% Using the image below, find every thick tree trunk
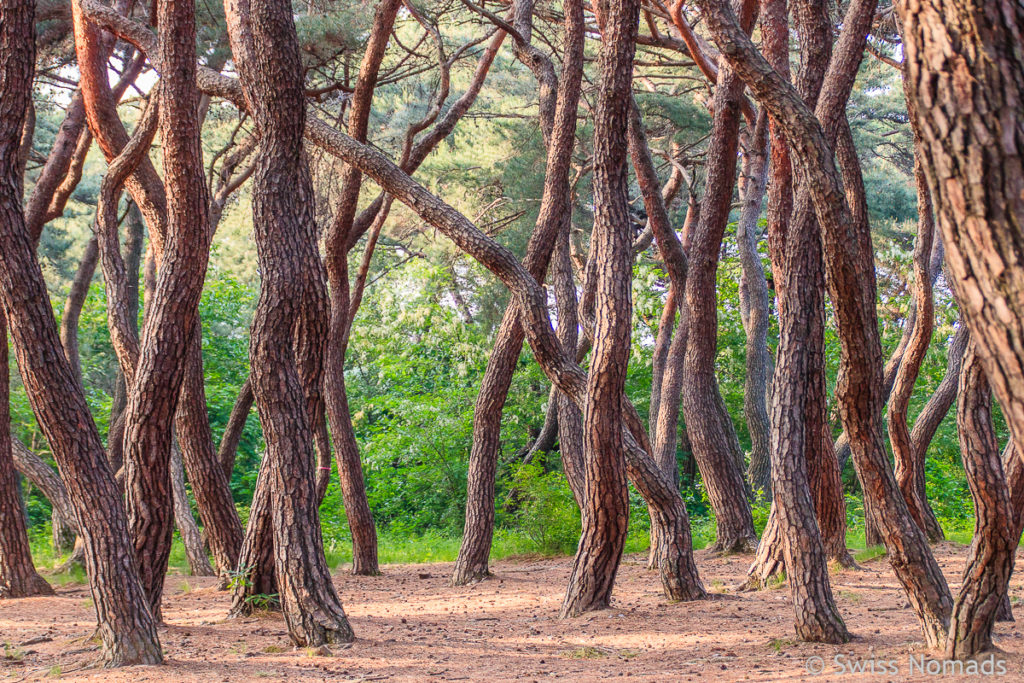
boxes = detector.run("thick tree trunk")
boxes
[559,0,638,616]
[898,0,1024,499]
[0,313,54,598]
[452,0,584,587]
[945,345,1015,658]
[682,63,757,554]
[170,442,215,577]
[224,0,354,645]
[0,0,160,661]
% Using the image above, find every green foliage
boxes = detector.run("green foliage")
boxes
[509,462,581,556]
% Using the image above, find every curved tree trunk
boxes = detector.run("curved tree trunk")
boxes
[224,0,354,644]
[0,0,161,660]
[559,0,638,616]
[697,0,956,649]
[452,0,584,587]
[0,313,54,598]
[170,442,215,577]
[945,344,1015,658]
[682,62,757,554]
[119,0,216,618]
[218,376,254,481]
[175,324,243,575]
[59,236,98,385]
[910,322,969,460]
[320,0,401,578]
[887,151,944,542]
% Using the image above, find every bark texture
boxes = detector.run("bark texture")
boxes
[224,0,354,645]
[0,0,161,661]
[945,345,1015,658]
[559,0,639,617]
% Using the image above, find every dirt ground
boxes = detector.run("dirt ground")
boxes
[2,543,1022,681]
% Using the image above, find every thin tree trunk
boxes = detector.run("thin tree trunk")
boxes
[170,442,215,577]
[887,150,943,541]
[560,0,639,616]
[218,376,254,481]
[0,0,161,660]
[944,345,1015,658]
[737,115,772,498]
[175,323,243,574]
[224,0,354,644]
[682,62,757,554]
[59,236,98,384]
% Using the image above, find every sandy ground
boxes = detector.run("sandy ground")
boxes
[2,543,1023,681]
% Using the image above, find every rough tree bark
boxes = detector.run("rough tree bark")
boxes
[452,0,584,586]
[119,0,215,618]
[898,0,1024,499]
[0,313,54,598]
[320,0,402,577]
[696,0,956,649]
[170,442,216,577]
[682,63,757,554]
[0,0,161,661]
[224,0,355,645]
[887,153,944,541]
[946,344,1015,658]
[736,114,772,498]
[559,0,639,616]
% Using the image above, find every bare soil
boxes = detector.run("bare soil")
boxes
[2,543,1022,681]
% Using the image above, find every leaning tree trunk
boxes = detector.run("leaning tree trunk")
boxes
[120,0,215,618]
[0,313,53,598]
[946,344,1015,658]
[320,0,401,578]
[11,439,79,556]
[560,0,638,616]
[696,0,956,649]
[0,0,161,661]
[170,442,215,577]
[224,0,354,645]
[681,63,757,554]
[452,0,584,586]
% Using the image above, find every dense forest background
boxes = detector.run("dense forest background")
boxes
[14,5,985,571]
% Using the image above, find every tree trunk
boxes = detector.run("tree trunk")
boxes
[559,0,638,616]
[120,0,215,618]
[910,322,969,461]
[682,63,757,554]
[737,115,773,499]
[0,313,54,598]
[170,442,215,577]
[945,344,1015,658]
[175,323,243,574]
[768,151,849,643]
[224,0,355,644]
[898,0,1024,513]
[11,439,80,552]
[320,0,401,578]
[887,150,944,542]
[0,0,161,661]
[218,376,254,481]
[59,236,98,385]
[697,0,956,649]
[452,0,584,587]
